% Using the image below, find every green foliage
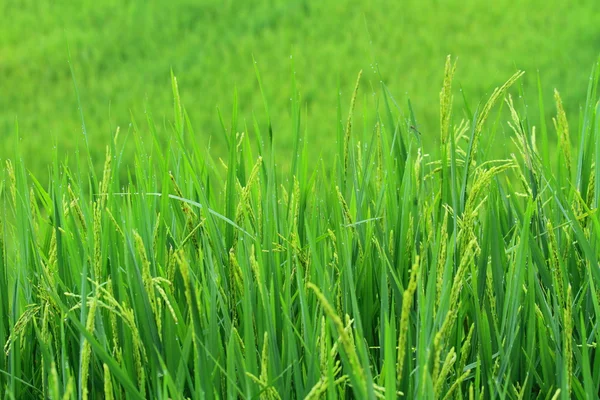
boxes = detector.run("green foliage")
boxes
[1,0,599,179]
[2,56,600,399]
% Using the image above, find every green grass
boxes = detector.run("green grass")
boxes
[2,56,600,398]
[1,0,599,179]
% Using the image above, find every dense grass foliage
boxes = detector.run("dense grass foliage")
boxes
[2,58,600,399]
[2,0,599,177]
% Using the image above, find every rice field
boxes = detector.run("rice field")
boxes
[2,0,599,180]
[2,57,600,398]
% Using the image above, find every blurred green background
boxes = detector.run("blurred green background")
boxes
[1,0,599,179]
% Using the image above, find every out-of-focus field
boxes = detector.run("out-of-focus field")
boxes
[1,0,599,176]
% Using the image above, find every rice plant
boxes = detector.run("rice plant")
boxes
[2,56,600,399]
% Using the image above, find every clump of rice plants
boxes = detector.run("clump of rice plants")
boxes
[2,56,600,399]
